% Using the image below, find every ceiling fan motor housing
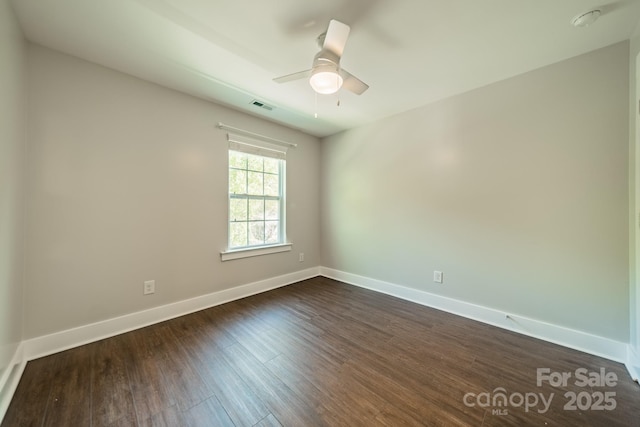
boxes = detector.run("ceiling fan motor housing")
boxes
[313,49,340,70]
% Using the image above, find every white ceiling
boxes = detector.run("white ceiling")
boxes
[12,0,640,137]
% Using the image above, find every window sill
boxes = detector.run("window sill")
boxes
[220,243,292,261]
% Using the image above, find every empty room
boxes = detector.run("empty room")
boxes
[2,0,640,425]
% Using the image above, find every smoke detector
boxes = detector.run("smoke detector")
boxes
[571,10,601,27]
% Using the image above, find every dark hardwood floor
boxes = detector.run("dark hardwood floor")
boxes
[3,277,639,426]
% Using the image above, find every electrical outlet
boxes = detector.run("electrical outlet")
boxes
[299,252,304,262]
[143,280,155,295]
[433,271,443,283]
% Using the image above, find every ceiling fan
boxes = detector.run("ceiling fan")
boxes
[273,19,369,96]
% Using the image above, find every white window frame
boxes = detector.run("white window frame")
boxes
[221,133,292,261]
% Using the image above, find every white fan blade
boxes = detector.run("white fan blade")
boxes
[339,69,369,95]
[273,69,312,83]
[323,19,350,57]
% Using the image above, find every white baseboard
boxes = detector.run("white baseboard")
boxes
[23,267,320,361]
[627,345,640,382]
[15,265,631,366]
[0,343,26,423]
[320,267,628,363]
[3,264,635,425]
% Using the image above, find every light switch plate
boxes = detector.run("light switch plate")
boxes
[433,271,443,283]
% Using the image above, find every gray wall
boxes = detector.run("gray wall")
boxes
[0,0,26,389]
[321,42,630,341]
[24,45,321,339]
[10,25,638,349]
[630,28,640,361]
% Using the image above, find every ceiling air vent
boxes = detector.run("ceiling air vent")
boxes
[250,99,274,111]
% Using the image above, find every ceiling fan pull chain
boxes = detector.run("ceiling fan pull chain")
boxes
[314,91,318,118]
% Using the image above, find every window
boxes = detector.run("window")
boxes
[228,151,284,248]
[224,133,289,258]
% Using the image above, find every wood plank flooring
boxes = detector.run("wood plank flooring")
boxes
[3,277,639,426]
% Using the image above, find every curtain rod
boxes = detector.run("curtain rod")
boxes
[217,122,297,148]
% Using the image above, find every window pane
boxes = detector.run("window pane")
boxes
[264,158,279,174]
[249,199,264,221]
[264,173,279,197]
[230,198,248,222]
[249,222,265,246]
[248,171,263,195]
[229,169,247,194]
[230,222,248,248]
[265,221,279,244]
[248,154,263,172]
[229,151,247,169]
[265,200,279,220]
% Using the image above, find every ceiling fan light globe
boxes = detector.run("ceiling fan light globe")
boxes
[309,70,343,94]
